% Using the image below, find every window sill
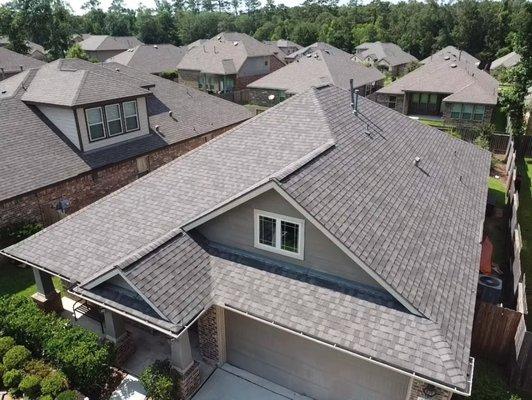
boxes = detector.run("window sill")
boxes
[254,242,304,260]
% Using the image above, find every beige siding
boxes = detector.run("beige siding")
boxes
[37,105,80,149]
[76,96,150,151]
[226,311,411,400]
[196,189,382,288]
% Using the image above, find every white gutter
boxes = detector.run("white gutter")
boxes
[222,304,474,397]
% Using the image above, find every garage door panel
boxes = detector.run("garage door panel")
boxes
[226,311,410,400]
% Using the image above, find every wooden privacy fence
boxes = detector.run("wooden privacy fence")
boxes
[517,135,532,157]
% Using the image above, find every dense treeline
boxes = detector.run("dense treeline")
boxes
[0,0,529,65]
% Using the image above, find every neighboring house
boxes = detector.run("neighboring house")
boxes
[374,55,499,126]
[177,32,285,93]
[106,44,188,76]
[354,41,418,77]
[0,58,251,229]
[187,39,207,50]
[79,35,144,61]
[71,33,92,44]
[284,41,333,63]
[0,36,47,60]
[262,41,288,63]
[2,84,490,400]
[421,45,480,67]
[490,51,522,75]
[247,44,385,106]
[264,39,302,55]
[0,47,45,80]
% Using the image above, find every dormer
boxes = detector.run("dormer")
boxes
[21,59,152,152]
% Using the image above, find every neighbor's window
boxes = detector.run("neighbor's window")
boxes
[451,103,462,119]
[123,100,139,131]
[105,104,123,136]
[86,107,105,141]
[473,105,485,121]
[254,210,304,259]
[461,104,473,120]
[388,95,397,109]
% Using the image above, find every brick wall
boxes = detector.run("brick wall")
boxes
[248,88,289,107]
[442,102,495,126]
[372,93,405,113]
[269,55,285,73]
[407,379,452,400]
[178,70,200,89]
[198,306,220,364]
[178,361,201,400]
[0,125,237,230]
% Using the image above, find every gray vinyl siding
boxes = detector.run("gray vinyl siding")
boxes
[239,56,270,77]
[37,105,81,150]
[196,189,381,288]
[226,311,411,400]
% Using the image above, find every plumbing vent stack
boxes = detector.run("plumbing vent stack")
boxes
[414,157,421,167]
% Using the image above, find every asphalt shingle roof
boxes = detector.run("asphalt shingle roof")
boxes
[5,85,489,392]
[0,47,45,75]
[490,51,521,71]
[355,42,418,67]
[177,32,278,75]
[0,58,251,202]
[79,35,144,51]
[106,44,188,75]
[421,46,480,66]
[377,56,499,105]
[248,47,384,94]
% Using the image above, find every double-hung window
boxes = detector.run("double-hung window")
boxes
[473,105,485,121]
[254,210,304,260]
[105,104,123,136]
[461,104,473,120]
[451,103,462,119]
[86,107,105,141]
[123,100,139,132]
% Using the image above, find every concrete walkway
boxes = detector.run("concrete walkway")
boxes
[110,375,146,400]
[193,364,312,400]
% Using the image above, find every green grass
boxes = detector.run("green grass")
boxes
[517,157,532,326]
[417,117,445,127]
[489,176,507,207]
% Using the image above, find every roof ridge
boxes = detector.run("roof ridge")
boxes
[71,69,89,106]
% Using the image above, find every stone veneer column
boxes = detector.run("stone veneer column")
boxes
[407,379,452,400]
[31,268,62,313]
[197,306,226,365]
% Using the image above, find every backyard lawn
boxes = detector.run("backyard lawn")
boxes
[0,260,63,297]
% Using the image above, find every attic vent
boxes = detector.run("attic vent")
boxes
[444,55,450,60]
[217,36,221,40]
[324,49,330,54]
[306,54,312,58]
[314,53,319,58]
[450,63,457,68]
[115,67,120,71]
[154,44,158,49]
[1,90,6,94]
[233,41,239,46]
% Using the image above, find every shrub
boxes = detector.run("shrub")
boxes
[140,360,180,400]
[19,374,42,399]
[3,368,23,390]
[0,336,16,358]
[0,363,5,389]
[40,395,54,400]
[41,371,68,397]
[3,345,31,370]
[24,359,55,379]
[0,296,114,394]
[56,390,79,400]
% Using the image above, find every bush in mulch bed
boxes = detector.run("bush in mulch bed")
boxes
[0,295,115,398]
[140,360,180,400]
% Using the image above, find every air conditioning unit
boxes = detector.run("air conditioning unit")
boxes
[478,274,502,304]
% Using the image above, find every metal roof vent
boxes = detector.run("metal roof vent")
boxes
[268,94,275,101]
[1,90,6,94]
[444,55,450,60]
[450,63,457,68]
[154,44,158,49]
[233,41,239,46]
[217,35,221,40]
[306,54,312,58]
[115,67,120,71]
[314,53,319,58]
[414,157,421,166]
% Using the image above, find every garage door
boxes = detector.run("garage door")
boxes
[225,311,410,400]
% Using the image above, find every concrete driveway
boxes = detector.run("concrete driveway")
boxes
[193,364,312,400]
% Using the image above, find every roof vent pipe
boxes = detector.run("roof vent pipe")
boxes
[414,157,421,166]
[349,79,359,114]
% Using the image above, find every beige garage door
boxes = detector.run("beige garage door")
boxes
[225,311,410,400]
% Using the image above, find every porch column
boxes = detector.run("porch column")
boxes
[198,305,225,365]
[170,331,194,373]
[103,309,127,343]
[31,268,62,313]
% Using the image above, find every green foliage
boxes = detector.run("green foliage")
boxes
[139,360,180,400]
[41,371,68,397]
[19,374,42,399]
[3,369,23,391]
[0,296,114,395]
[0,336,16,359]
[3,345,31,370]
[473,123,495,150]
[0,223,42,243]
[0,363,5,388]
[40,395,54,400]
[56,390,78,400]
[159,70,179,80]
[24,359,55,379]
[66,44,90,60]
[463,359,524,400]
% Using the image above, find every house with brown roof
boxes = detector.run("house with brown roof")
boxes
[247,43,385,106]
[490,51,522,75]
[354,41,418,77]
[177,32,285,96]
[421,45,480,67]
[106,44,188,76]
[0,37,47,61]
[79,35,144,61]
[0,58,251,229]
[1,84,490,400]
[373,54,499,126]
[264,39,302,55]
[0,47,46,80]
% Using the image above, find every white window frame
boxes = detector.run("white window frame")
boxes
[254,209,305,260]
[104,103,124,136]
[123,100,140,132]
[85,106,106,141]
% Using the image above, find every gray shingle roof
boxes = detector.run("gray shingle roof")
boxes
[79,35,144,51]
[0,37,46,57]
[106,44,188,75]
[421,46,479,66]
[490,51,521,71]
[4,85,489,392]
[355,42,418,67]
[248,47,384,94]
[177,32,277,75]
[377,56,499,105]
[0,59,251,202]
[284,42,340,61]
[0,47,45,75]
